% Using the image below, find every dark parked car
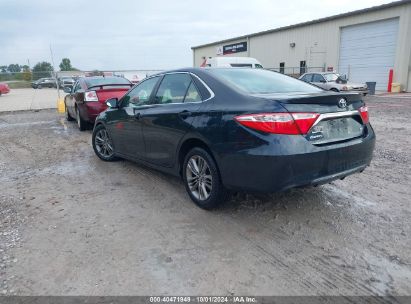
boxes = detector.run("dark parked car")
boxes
[31,78,56,89]
[58,76,75,89]
[92,68,375,209]
[64,76,133,130]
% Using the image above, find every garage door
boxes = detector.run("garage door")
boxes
[338,18,399,91]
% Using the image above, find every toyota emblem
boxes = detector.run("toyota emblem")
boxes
[338,98,347,108]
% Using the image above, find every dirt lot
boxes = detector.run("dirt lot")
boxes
[0,95,410,296]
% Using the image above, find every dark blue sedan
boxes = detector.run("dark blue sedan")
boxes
[92,68,375,209]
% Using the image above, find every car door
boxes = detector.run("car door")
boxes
[141,73,203,167]
[312,73,327,89]
[65,81,78,117]
[106,76,161,159]
[66,81,84,117]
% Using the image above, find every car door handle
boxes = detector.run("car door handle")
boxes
[179,110,192,119]
[132,108,141,119]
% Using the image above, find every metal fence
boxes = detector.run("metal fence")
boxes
[0,67,326,87]
[0,70,165,89]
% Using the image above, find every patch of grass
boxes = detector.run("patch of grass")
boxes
[6,81,32,89]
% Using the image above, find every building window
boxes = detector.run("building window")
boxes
[300,61,306,75]
[279,62,285,74]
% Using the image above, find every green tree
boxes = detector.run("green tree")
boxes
[21,65,30,72]
[59,58,75,71]
[7,64,21,73]
[0,66,7,73]
[32,61,54,80]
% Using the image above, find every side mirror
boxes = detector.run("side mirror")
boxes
[63,86,72,94]
[106,97,119,108]
[320,79,326,83]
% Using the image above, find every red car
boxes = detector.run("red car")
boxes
[64,76,132,130]
[0,83,10,96]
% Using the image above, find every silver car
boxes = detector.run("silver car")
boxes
[299,72,368,95]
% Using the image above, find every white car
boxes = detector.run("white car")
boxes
[299,72,368,95]
[202,57,263,68]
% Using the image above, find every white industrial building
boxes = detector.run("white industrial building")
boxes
[192,0,411,92]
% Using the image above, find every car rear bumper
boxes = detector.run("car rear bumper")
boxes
[347,89,368,95]
[217,125,376,192]
[80,102,108,123]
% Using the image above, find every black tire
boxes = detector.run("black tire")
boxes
[183,147,227,210]
[0,92,2,97]
[38,85,42,89]
[92,124,118,161]
[75,107,88,131]
[65,103,74,121]
[330,88,339,92]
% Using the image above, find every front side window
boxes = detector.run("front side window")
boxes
[121,76,160,107]
[154,74,192,104]
[312,74,325,83]
[209,68,322,94]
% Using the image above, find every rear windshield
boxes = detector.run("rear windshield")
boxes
[85,77,130,88]
[209,68,322,94]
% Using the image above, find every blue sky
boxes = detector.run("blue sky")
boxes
[0,0,393,70]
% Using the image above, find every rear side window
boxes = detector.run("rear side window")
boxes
[209,68,322,94]
[184,82,201,103]
[230,64,252,68]
[154,74,192,104]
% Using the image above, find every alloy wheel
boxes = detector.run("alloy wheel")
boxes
[94,129,114,158]
[186,155,212,201]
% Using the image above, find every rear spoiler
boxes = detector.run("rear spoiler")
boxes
[88,83,133,90]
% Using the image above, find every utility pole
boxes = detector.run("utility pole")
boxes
[49,44,60,98]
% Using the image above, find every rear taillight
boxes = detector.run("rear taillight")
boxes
[359,106,369,124]
[85,90,98,102]
[234,112,319,135]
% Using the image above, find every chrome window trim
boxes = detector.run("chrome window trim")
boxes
[189,73,215,102]
[142,71,215,104]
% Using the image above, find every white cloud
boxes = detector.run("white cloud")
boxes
[0,0,394,70]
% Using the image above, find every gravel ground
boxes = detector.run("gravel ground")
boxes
[0,95,410,296]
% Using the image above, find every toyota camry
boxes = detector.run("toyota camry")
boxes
[92,68,375,209]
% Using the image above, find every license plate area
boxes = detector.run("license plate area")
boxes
[306,116,364,145]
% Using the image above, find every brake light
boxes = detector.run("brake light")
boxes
[234,112,319,135]
[359,106,369,124]
[85,90,98,102]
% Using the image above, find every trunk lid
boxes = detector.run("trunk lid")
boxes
[94,87,130,104]
[255,91,366,145]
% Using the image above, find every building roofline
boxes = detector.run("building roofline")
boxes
[191,0,411,50]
